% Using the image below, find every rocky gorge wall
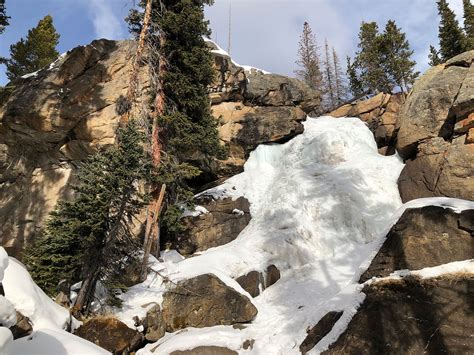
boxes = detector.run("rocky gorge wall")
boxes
[0,39,319,257]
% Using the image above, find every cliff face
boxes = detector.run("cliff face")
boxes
[0,39,319,257]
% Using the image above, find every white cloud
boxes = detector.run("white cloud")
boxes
[85,0,126,40]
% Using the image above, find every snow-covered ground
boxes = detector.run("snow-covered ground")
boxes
[0,250,107,354]
[120,116,408,354]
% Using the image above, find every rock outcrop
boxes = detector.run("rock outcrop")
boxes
[360,206,473,282]
[300,311,343,355]
[168,196,251,256]
[324,275,474,354]
[162,273,257,332]
[396,51,474,202]
[329,92,404,155]
[74,316,144,354]
[0,39,318,258]
[314,205,474,354]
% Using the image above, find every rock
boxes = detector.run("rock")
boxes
[458,209,474,235]
[452,64,474,118]
[396,51,474,201]
[300,311,343,354]
[244,71,319,109]
[397,65,468,157]
[360,206,473,282]
[454,112,474,134]
[10,311,32,340]
[466,128,474,143]
[324,276,474,354]
[142,305,165,342]
[348,93,391,116]
[328,104,352,117]
[235,265,281,298]
[265,265,281,288]
[74,316,144,354]
[235,271,262,298]
[170,346,238,355]
[397,136,474,201]
[162,274,257,332]
[215,104,306,175]
[445,50,474,67]
[169,196,251,256]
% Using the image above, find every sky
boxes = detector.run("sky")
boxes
[0,0,466,85]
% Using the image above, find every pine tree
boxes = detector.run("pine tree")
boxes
[463,0,474,50]
[428,45,442,66]
[295,22,323,93]
[355,22,390,93]
[332,47,347,106]
[25,122,154,314]
[436,0,466,61]
[0,0,9,35]
[5,15,60,81]
[381,20,419,92]
[323,39,336,109]
[126,1,226,250]
[346,56,364,98]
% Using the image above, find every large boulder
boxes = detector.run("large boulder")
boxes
[74,316,144,354]
[168,196,251,256]
[162,274,257,332]
[0,39,319,258]
[360,206,473,283]
[324,276,474,354]
[396,51,474,201]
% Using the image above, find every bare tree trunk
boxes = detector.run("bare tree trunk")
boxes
[120,0,153,126]
[141,9,168,280]
[72,268,100,318]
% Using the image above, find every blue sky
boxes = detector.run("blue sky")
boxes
[0,0,466,85]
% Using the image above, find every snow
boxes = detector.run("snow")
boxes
[182,205,209,218]
[204,37,271,74]
[0,297,16,328]
[232,209,245,216]
[3,258,79,331]
[19,52,67,79]
[3,328,109,355]
[120,117,407,354]
[0,327,13,351]
[370,260,474,283]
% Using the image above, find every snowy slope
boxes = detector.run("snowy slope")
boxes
[118,117,406,354]
[0,248,108,355]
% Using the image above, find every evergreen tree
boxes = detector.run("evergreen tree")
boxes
[25,122,154,313]
[0,0,8,35]
[295,21,323,93]
[463,0,474,50]
[436,0,466,61]
[381,20,419,92]
[332,47,347,106]
[355,22,390,93]
[323,39,336,109]
[346,56,364,98]
[5,15,60,81]
[126,1,226,241]
[428,45,442,65]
